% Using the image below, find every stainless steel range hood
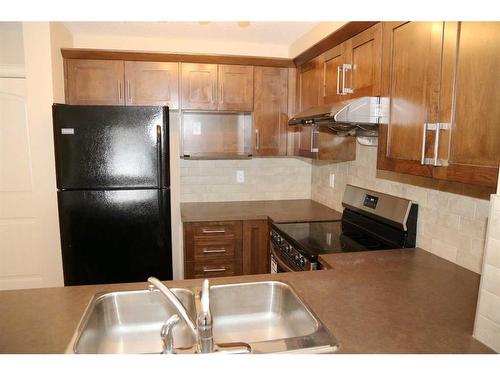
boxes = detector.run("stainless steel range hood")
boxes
[288,97,389,138]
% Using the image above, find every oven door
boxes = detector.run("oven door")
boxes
[270,243,299,273]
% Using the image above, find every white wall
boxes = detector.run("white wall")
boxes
[0,22,73,290]
[289,22,346,58]
[71,33,290,58]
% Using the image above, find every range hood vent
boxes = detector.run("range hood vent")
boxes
[288,96,389,139]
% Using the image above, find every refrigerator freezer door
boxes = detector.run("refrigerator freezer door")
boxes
[53,104,169,189]
[58,189,172,286]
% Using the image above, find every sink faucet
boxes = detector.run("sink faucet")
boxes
[147,277,214,354]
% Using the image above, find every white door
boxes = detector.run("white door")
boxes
[0,77,44,289]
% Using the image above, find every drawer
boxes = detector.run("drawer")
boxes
[193,238,235,260]
[184,259,242,279]
[192,221,239,238]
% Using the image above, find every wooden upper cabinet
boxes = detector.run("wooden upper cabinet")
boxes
[346,22,382,98]
[297,59,320,158]
[432,22,500,187]
[65,59,125,105]
[320,43,346,104]
[124,61,179,108]
[253,67,288,156]
[320,23,382,104]
[377,22,444,178]
[181,63,218,110]
[218,65,254,111]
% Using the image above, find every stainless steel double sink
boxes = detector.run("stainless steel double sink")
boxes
[67,281,339,354]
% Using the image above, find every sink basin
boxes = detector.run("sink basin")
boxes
[72,288,196,354]
[68,281,338,354]
[211,281,338,353]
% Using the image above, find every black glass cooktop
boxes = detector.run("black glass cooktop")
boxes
[273,220,395,259]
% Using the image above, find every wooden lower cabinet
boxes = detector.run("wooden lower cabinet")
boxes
[183,220,270,279]
[242,220,270,275]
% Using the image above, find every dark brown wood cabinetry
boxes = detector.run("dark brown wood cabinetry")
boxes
[432,22,500,187]
[181,63,218,110]
[377,21,442,178]
[124,61,179,108]
[253,67,288,156]
[218,64,254,111]
[295,56,356,161]
[242,220,270,275]
[184,220,270,279]
[65,59,125,105]
[377,21,500,188]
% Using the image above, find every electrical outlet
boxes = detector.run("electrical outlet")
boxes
[329,173,335,188]
[236,170,245,183]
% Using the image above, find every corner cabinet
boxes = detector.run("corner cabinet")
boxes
[377,21,500,188]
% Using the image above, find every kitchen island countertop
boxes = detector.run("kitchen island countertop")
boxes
[0,248,493,354]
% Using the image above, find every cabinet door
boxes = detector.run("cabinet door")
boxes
[218,65,254,111]
[377,22,444,177]
[345,22,382,98]
[297,59,320,158]
[242,220,269,275]
[181,63,218,110]
[124,61,179,108]
[253,67,288,156]
[65,59,124,105]
[320,44,346,104]
[432,22,500,188]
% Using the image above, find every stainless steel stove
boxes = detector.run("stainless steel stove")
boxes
[270,185,418,272]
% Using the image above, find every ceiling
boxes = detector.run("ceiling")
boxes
[63,21,319,46]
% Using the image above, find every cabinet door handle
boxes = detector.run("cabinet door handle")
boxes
[255,129,260,151]
[117,80,122,101]
[336,66,342,95]
[203,248,226,254]
[127,79,131,102]
[421,122,449,166]
[421,122,429,165]
[342,64,353,94]
[201,228,226,234]
[203,267,227,273]
[212,83,216,103]
[311,127,319,153]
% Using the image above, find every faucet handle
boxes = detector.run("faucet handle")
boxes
[161,314,180,354]
[201,279,210,314]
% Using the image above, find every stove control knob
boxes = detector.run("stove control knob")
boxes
[299,257,306,267]
[294,255,300,263]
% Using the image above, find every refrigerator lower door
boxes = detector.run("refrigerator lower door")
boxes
[58,189,172,286]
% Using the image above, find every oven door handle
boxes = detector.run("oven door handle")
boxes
[270,245,297,272]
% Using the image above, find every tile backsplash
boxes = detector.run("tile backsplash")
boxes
[311,143,490,273]
[180,157,312,202]
[474,194,500,352]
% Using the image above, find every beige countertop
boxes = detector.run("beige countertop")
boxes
[0,248,493,354]
[181,199,343,223]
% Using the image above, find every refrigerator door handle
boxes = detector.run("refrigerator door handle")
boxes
[157,125,162,187]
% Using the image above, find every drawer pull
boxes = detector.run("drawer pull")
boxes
[201,229,226,234]
[203,267,227,273]
[202,248,226,254]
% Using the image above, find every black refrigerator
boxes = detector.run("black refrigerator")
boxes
[52,104,172,286]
